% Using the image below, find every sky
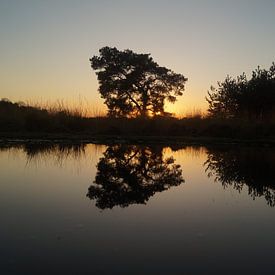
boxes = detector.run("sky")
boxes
[1,0,275,116]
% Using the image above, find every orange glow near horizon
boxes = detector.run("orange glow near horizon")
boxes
[1,1,275,117]
[4,91,208,118]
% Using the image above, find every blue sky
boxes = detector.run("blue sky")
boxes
[1,0,275,114]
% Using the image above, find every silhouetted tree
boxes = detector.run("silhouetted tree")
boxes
[206,63,275,119]
[205,146,275,206]
[90,47,187,117]
[87,145,184,209]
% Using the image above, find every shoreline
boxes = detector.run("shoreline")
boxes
[1,132,275,146]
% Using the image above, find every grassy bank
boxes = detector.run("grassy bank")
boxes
[1,99,275,143]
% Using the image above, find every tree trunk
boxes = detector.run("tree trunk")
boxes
[141,91,149,118]
[141,107,147,118]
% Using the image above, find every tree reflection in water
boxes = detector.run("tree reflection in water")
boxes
[87,145,184,209]
[205,146,275,206]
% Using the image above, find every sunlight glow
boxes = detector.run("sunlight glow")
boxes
[1,1,275,116]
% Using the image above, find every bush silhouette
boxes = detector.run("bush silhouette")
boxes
[207,63,275,120]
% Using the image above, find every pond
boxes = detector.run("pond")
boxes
[0,143,275,274]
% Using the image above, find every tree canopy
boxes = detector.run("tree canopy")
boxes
[206,63,275,119]
[90,47,187,117]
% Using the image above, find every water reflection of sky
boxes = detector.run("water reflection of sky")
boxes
[0,144,274,274]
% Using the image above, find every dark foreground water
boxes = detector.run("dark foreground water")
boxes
[0,143,275,274]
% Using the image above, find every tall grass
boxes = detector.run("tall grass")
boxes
[177,108,206,119]
[0,98,92,133]
[1,98,275,140]
[24,97,106,118]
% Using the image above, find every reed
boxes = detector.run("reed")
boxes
[1,98,275,140]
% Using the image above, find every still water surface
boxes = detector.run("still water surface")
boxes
[0,143,275,274]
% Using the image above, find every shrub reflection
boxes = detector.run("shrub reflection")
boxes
[205,146,275,206]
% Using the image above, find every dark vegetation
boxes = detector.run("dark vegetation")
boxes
[90,46,187,117]
[1,44,275,141]
[2,97,275,140]
[0,98,89,133]
[207,63,275,120]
